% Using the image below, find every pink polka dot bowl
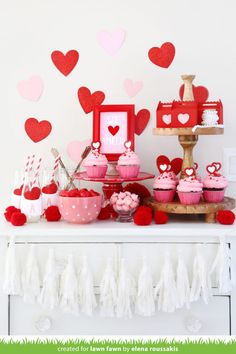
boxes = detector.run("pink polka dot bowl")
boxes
[59,195,102,224]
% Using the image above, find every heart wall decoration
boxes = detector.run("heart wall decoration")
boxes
[135,109,150,135]
[179,84,209,102]
[78,87,105,114]
[148,42,175,68]
[17,76,44,101]
[25,118,52,143]
[124,79,143,98]
[51,50,79,76]
[67,139,91,163]
[97,29,126,55]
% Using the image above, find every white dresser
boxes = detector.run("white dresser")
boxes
[0,220,235,336]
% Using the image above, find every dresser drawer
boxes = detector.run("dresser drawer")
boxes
[10,295,229,335]
[15,243,118,286]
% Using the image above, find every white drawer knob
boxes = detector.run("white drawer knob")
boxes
[35,316,52,332]
[185,316,202,333]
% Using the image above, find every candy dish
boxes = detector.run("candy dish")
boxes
[110,191,139,222]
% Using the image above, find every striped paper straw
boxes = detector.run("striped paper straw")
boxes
[29,154,35,173]
[32,157,42,187]
[51,155,60,182]
[22,155,31,184]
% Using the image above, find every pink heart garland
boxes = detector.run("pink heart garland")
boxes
[97,29,126,55]
[124,79,143,98]
[17,76,44,101]
[67,139,91,163]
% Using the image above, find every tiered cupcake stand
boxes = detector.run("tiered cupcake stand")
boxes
[145,125,235,223]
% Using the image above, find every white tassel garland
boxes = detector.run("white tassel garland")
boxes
[116,258,136,319]
[3,237,22,296]
[100,258,117,317]
[210,237,235,294]
[59,254,79,315]
[22,244,41,304]
[176,251,190,309]
[190,244,212,304]
[155,251,179,313]
[135,257,155,317]
[38,248,59,310]
[78,256,97,316]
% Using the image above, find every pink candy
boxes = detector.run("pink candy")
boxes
[110,191,139,212]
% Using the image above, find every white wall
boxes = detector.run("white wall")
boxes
[1,0,236,206]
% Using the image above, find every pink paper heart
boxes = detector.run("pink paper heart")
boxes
[124,79,143,98]
[97,29,126,55]
[67,139,91,163]
[17,76,44,101]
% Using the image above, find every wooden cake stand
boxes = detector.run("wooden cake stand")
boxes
[144,75,235,223]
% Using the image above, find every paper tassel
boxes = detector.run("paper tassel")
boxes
[100,258,117,317]
[135,257,155,317]
[155,251,178,313]
[78,256,97,316]
[210,237,235,294]
[176,251,190,309]
[38,248,59,310]
[190,244,212,304]
[59,254,79,315]
[3,236,22,295]
[116,258,136,319]
[22,244,41,304]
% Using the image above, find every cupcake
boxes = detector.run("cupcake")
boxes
[83,143,108,178]
[117,141,140,178]
[153,168,178,202]
[203,162,228,202]
[177,167,203,205]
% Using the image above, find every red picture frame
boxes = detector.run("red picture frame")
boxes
[93,104,135,162]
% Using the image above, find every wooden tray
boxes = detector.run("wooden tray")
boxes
[144,196,235,223]
[153,127,224,136]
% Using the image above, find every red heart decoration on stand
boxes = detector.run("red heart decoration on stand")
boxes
[184,168,195,177]
[206,164,216,174]
[108,125,119,136]
[51,50,79,76]
[78,87,105,114]
[156,155,183,175]
[135,109,150,135]
[25,118,52,143]
[179,84,209,103]
[148,42,175,68]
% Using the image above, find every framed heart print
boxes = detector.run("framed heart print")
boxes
[93,104,135,161]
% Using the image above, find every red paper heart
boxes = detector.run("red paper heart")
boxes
[14,185,23,196]
[108,125,119,136]
[148,42,175,68]
[156,155,170,170]
[25,118,52,143]
[206,164,216,174]
[24,187,41,200]
[184,168,195,177]
[156,155,182,175]
[179,84,209,103]
[135,109,150,135]
[42,182,58,194]
[51,50,79,76]
[78,87,105,114]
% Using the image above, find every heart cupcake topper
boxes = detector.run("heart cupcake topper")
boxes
[124,141,132,150]
[206,164,216,174]
[159,163,171,172]
[194,162,198,170]
[184,167,195,177]
[156,155,183,175]
[92,141,101,150]
[213,162,222,171]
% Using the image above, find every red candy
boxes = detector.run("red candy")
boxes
[60,188,100,198]
[42,182,58,194]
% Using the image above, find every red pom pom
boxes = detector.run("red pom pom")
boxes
[11,212,27,226]
[124,183,151,204]
[217,210,235,225]
[98,205,117,220]
[4,206,20,222]
[45,206,61,222]
[154,210,169,224]
[133,206,152,226]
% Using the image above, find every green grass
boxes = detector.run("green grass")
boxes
[0,338,236,353]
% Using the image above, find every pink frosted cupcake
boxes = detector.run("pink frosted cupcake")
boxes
[203,162,228,202]
[177,167,203,205]
[83,144,108,178]
[117,141,140,178]
[153,170,178,202]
